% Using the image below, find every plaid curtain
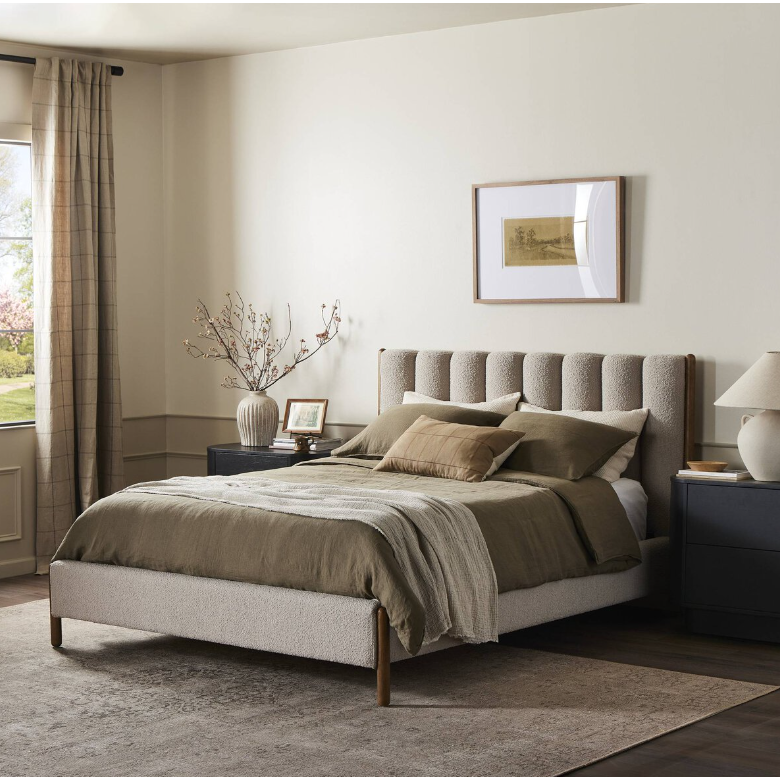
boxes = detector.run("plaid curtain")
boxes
[32,59,124,573]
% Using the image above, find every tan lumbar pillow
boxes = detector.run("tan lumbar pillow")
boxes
[373,415,524,483]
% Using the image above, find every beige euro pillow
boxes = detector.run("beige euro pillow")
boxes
[374,415,524,483]
[518,403,649,482]
[403,391,521,415]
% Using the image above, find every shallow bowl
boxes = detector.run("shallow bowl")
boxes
[687,461,728,472]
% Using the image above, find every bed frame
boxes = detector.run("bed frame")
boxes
[49,350,696,707]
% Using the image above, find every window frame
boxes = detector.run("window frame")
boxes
[0,123,34,428]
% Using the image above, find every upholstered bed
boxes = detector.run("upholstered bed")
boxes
[49,349,695,706]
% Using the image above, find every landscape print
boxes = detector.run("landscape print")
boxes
[503,216,578,267]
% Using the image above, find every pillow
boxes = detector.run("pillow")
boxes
[403,391,521,415]
[518,403,649,482]
[499,411,636,480]
[331,404,506,458]
[373,415,524,483]
[612,478,648,541]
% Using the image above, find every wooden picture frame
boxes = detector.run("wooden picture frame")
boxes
[282,398,329,436]
[472,176,625,304]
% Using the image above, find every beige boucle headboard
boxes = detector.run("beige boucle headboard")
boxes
[377,349,695,537]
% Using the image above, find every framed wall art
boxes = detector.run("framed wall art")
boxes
[472,176,625,303]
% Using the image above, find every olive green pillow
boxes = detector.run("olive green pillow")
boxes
[499,411,637,480]
[332,404,506,458]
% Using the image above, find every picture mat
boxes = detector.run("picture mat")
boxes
[477,180,618,301]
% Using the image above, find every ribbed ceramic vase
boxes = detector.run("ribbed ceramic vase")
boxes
[236,391,278,446]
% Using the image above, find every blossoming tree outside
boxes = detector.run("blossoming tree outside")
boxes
[0,143,35,424]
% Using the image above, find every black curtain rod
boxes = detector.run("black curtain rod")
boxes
[0,53,124,76]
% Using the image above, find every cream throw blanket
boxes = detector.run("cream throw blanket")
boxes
[124,476,498,646]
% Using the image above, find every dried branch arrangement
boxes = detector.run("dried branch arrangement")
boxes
[184,292,340,391]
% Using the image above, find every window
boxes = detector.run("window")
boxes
[0,139,34,425]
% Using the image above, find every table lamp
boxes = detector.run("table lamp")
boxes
[714,352,780,481]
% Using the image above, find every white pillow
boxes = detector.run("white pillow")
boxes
[486,439,523,478]
[518,403,649,482]
[402,391,521,416]
[612,478,648,541]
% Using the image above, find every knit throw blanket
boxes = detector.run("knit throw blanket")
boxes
[123,476,498,646]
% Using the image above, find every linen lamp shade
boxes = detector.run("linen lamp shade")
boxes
[715,352,780,409]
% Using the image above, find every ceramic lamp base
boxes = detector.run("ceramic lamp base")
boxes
[738,409,780,482]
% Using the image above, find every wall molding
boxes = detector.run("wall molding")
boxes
[122,415,738,474]
[168,451,207,460]
[123,451,167,462]
[0,466,22,543]
[122,414,366,473]
[125,413,365,428]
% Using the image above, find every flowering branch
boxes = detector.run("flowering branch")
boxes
[0,288,33,350]
[183,293,340,391]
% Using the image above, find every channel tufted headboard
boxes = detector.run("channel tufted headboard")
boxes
[377,349,695,537]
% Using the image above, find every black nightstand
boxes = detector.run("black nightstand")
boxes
[207,443,331,476]
[672,476,780,643]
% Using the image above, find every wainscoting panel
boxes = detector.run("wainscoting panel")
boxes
[0,467,22,543]
[0,425,37,578]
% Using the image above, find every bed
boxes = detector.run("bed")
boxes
[49,349,695,706]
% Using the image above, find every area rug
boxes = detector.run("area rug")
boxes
[0,600,774,777]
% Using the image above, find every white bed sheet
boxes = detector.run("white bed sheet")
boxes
[612,478,648,540]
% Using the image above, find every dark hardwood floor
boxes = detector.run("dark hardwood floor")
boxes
[501,606,780,776]
[2,574,780,775]
[0,572,48,607]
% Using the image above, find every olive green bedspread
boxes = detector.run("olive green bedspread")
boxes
[53,458,640,654]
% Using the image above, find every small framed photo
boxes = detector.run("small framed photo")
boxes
[473,176,625,303]
[282,398,329,436]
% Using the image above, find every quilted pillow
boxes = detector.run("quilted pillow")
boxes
[373,415,524,483]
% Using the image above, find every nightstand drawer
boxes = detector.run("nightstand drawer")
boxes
[207,443,330,477]
[213,452,292,475]
[687,484,780,551]
[685,544,780,615]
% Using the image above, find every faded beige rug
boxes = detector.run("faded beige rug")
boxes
[0,600,774,777]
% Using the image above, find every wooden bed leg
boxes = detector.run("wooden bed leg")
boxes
[50,615,62,647]
[376,606,390,707]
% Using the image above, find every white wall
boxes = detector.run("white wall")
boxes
[1,4,775,571]
[161,4,780,455]
[0,44,165,574]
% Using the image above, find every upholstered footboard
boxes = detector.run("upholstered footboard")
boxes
[49,561,382,666]
[49,537,667,706]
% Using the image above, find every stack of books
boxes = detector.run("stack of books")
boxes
[270,437,343,453]
[677,468,752,481]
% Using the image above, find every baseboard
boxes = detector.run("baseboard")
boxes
[0,556,36,579]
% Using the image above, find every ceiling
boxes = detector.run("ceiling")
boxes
[0,3,624,65]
